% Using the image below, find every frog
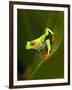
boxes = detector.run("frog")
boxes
[25,28,55,57]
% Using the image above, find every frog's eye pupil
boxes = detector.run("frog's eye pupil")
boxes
[31,41,35,46]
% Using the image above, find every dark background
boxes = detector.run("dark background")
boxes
[17,9,64,80]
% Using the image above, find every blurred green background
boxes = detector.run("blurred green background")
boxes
[17,9,64,80]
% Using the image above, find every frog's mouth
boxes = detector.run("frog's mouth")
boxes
[26,45,30,49]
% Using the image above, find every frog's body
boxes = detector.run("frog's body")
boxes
[26,28,55,56]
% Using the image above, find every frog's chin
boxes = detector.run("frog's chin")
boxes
[26,45,33,49]
[26,46,30,49]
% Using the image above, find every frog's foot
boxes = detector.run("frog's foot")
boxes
[52,32,56,42]
[44,49,51,60]
[39,51,48,65]
[43,51,48,60]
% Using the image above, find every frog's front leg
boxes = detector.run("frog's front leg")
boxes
[45,39,51,55]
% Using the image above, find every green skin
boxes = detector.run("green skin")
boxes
[26,28,54,55]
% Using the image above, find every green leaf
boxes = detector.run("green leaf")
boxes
[17,9,64,80]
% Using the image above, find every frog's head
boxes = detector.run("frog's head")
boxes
[26,41,35,49]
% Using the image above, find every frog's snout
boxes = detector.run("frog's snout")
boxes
[26,41,30,49]
[26,44,30,49]
[26,45,28,49]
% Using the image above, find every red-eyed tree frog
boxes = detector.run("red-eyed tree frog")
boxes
[25,28,55,58]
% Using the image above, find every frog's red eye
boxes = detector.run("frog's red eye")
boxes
[31,41,35,46]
